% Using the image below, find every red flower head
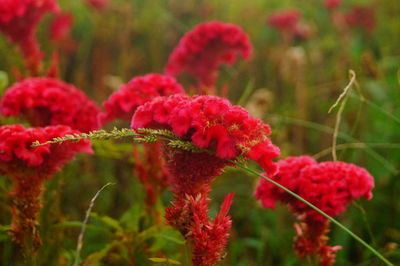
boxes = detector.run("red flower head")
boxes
[255,156,374,220]
[268,10,300,32]
[255,156,374,265]
[49,12,73,43]
[324,0,342,10]
[132,95,279,265]
[345,5,376,33]
[165,21,252,87]
[99,74,185,124]
[86,0,109,10]
[132,94,280,188]
[0,77,101,133]
[0,124,92,250]
[255,156,317,209]
[0,0,59,74]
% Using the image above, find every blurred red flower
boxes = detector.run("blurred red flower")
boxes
[0,77,101,133]
[165,21,252,88]
[0,0,59,74]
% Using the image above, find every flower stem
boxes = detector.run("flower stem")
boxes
[230,161,394,266]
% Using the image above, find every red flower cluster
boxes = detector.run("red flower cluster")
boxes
[345,5,376,33]
[323,0,342,10]
[267,10,310,41]
[294,217,342,266]
[132,95,280,176]
[49,12,73,43]
[132,95,279,265]
[165,184,234,266]
[255,156,374,220]
[255,156,374,265]
[0,0,59,74]
[86,0,109,10]
[267,10,312,41]
[99,74,185,124]
[268,10,300,31]
[165,21,252,87]
[0,124,92,250]
[0,77,101,133]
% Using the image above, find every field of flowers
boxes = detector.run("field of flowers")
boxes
[0,0,399,265]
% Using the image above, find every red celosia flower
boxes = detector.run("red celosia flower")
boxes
[165,21,252,88]
[0,0,59,74]
[191,192,234,266]
[345,5,376,33]
[0,77,101,133]
[49,12,73,43]
[164,184,234,266]
[86,0,109,10]
[132,95,279,175]
[267,10,311,42]
[99,74,185,124]
[324,0,342,10]
[293,217,342,266]
[255,156,374,265]
[0,124,92,251]
[132,95,279,265]
[268,10,300,31]
[255,156,317,209]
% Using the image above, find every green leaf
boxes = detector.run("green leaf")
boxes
[84,240,122,264]
[90,212,123,233]
[0,71,9,94]
[148,257,181,265]
[0,225,10,232]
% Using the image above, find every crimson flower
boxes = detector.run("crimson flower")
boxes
[165,21,252,88]
[49,12,73,43]
[0,77,101,133]
[86,0,109,10]
[0,124,92,251]
[255,156,374,265]
[345,5,376,33]
[99,73,185,124]
[323,0,342,10]
[268,10,300,31]
[0,0,59,74]
[132,95,279,265]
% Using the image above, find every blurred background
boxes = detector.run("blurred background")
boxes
[0,0,400,265]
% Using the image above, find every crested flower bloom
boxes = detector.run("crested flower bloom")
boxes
[0,0,59,74]
[49,12,73,43]
[345,5,376,33]
[268,10,300,32]
[0,124,92,251]
[132,95,280,176]
[323,0,342,10]
[255,156,374,265]
[165,21,252,88]
[86,0,109,10]
[99,73,185,124]
[267,10,311,42]
[132,95,279,265]
[0,77,101,133]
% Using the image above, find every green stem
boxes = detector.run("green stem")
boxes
[230,161,394,266]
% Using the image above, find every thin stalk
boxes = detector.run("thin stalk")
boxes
[231,161,394,266]
[332,97,347,161]
[73,182,115,266]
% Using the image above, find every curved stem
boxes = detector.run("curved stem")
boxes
[230,161,394,266]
